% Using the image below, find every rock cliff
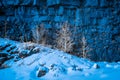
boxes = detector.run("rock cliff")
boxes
[0,0,120,61]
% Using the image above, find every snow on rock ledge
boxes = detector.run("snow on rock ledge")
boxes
[0,38,120,80]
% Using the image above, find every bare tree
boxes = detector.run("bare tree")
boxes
[57,22,73,53]
[81,36,87,58]
[32,23,46,45]
[81,36,92,58]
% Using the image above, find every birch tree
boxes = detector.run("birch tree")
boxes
[82,36,87,58]
[81,36,91,58]
[32,23,46,44]
[57,22,73,52]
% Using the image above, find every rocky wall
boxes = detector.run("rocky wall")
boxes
[0,0,120,61]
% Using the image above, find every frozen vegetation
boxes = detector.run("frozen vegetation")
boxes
[0,38,120,80]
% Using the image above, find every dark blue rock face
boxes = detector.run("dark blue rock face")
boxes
[0,0,120,61]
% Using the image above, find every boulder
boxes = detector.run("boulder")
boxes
[36,66,49,77]
[0,52,8,57]
[0,57,7,65]
[92,63,100,69]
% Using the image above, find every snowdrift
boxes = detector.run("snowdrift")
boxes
[0,38,120,80]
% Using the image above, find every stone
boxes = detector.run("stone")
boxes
[6,45,16,52]
[19,50,29,58]
[0,52,8,57]
[39,16,49,22]
[47,0,60,6]
[0,57,7,65]
[92,63,100,69]
[54,16,61,22]
[61,0,80,6]
[20,0,32,6]
[0,44,11,51]
[32,47,40,53]
[58,6,64,15]
[99,18,108,26]
[36,66,49,77]
[48,8,55,16]
[2,0,15,6]
[30,7,39,16]
[85,0,98,7]
[100,0,107,7]
[33,0,43,6]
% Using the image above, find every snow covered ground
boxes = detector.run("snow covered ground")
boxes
[0,38,120,80]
